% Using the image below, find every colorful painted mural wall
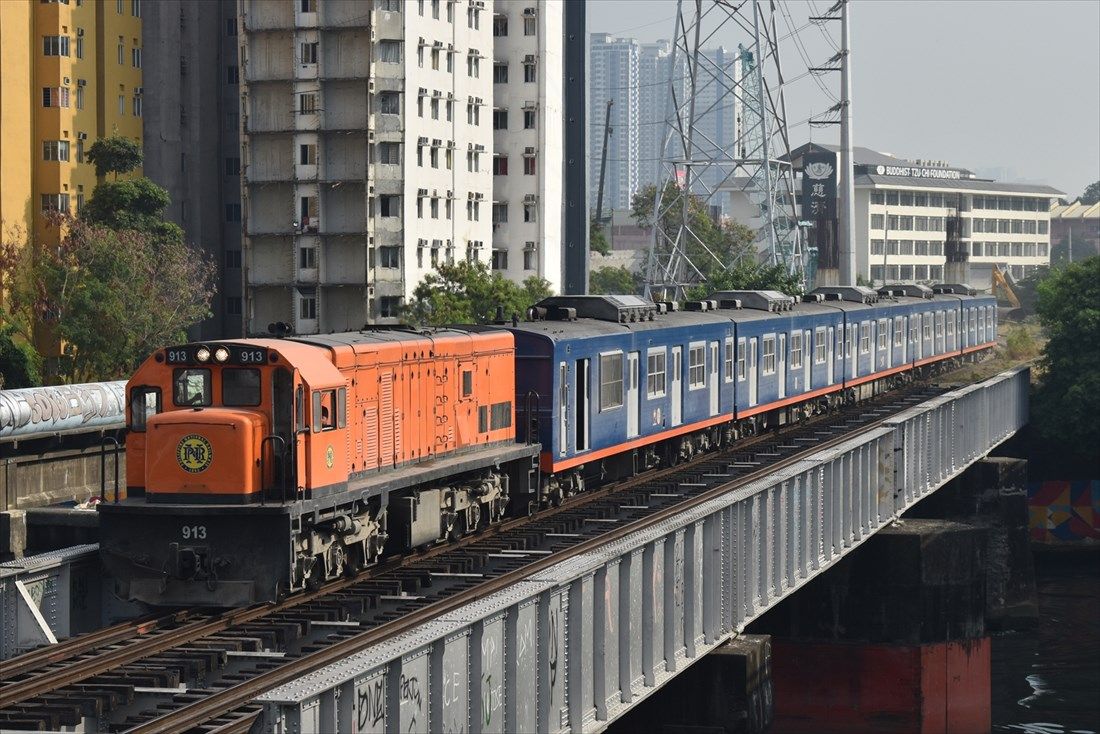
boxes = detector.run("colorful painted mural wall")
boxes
[1028,480,1100,544]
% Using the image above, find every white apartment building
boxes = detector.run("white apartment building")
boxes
[636,40,670,193]
[589,33,639,213]
[238,0,496,333]
[724,144,1063,285]
[491,1,563,291]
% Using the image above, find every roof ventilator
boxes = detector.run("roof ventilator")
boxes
[708,290,795,312]
[873,284,932,299]
[811,285,881,304]
[933,283,977,296]
[529,295,660,323]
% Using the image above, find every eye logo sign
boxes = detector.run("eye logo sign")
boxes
[177,434,213,473]
[805,162,835,180]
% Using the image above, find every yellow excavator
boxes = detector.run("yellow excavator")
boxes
[991,265,1025,320]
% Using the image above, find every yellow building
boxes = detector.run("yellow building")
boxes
[0,0,142,341]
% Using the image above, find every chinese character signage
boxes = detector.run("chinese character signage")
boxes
[801,149,837,220]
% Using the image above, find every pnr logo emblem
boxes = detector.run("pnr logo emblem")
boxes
[176,434,213,473]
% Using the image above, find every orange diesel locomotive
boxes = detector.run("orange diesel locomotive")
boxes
[99,330,539,606]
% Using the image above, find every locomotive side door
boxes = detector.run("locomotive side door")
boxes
[626,352,640,438]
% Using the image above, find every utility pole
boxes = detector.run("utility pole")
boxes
[838,0,856,285]
[594,100,614,226]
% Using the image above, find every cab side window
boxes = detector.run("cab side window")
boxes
[130,387,161,431]
[311,388,347,432]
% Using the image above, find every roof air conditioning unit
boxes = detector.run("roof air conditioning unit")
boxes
[367,131,375,142]
[77,78,87,87]
[524,146,535,155]
[368,185,375,195]
[135,87,144,95]
[77,28,84,36]
[63,77,70,85]
[368,79,375,92]
[77,132,88,140]
[524,7,537,15]
[524,55,535,64]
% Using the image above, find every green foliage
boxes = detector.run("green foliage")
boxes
[0,324,41,389]
[405,260,554,327]
[81,177,184,243]
[5,218,215,382]
[85,135,143,179]
[685,260,804,300]
[631,182,757,286]
[1031,257,1100,461]
[590,219,610,256]
[1081,180,1100,205]
[590,265,641,295]
[1003,325,1040,360]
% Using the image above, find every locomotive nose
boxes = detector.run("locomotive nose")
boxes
[144,409,269,500]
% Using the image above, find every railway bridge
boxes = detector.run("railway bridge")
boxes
[0,367,1028,732]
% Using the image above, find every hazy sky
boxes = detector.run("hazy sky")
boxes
[587,0,1100,197]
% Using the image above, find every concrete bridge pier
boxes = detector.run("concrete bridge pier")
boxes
[753,519,992,734]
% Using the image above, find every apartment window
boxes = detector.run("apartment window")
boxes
[647,349,667,397]
[300,295,317,320]
[227,65,239,83]
[493,108,507,129]
[299,143,316,165]
[430,197,439,217]
[524,109,536,129]
[467,5,480,29]
[41,194,70,213]
[225,17,237,35]
[380,246,401,268]
[379,296,401,319]
[431,47,440,70]
[76,138,84,162]
[523,202,536,222]
[378,142,400,165]
[75,34,84,58]
[131,47,141,67]
[379,195,400,217]
[446,99,453,120]
[430,96,439,119]
[688,344,706,388]
[226,297,242,316]
[299,246,316,269]
[446,0,453,22]
[871,214,885,230]
[599,352,624,411]
[491,249,508,270]
[118,94,125,114]
[132,93,142,117]
[300,0,316,11]
[43,36,70,57]
[523,156,536,175]
[378,40,401,63]
[467,53,480,78]
[42,140,71,162]
[131,0,140,15]
[299,93,317,114]
[493,155,508,175]
[226,250,242,268]
[429,146,439,168]
[492,203,508,224]
[225,203,241,222]
[300,42,317,64]
[790,332,803,369]
[524,11,537,35]
[417,43,424,68]
[493,63,508,83]
[116,0,122,12]
[118,38,124,65]
[886,191,899,205]
[378,91,400,115]
[417,92,425,117]
[493,14,508,36]
[523,60,536,82]
[762,336,776,374]
[871,191,885,205]
[523,243,537,270]
[431,0,439,18]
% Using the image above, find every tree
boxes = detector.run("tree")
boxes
[1081,180,1100,205]
[631,182,759,288]
[685,259,804,300]
[0,324,41,389]
[404,260,553,327]
[590,218,610,256]
[85,135,143,180]
[82,177,184,243]
[4,217,215,382]
[590,265,641,295]
[1031,256,1100,463]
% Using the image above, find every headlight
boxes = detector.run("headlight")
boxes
[214,346,230,363]
[195,346,211,362]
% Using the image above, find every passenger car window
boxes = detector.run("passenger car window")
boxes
[222,368,261,406]
[173,368,211,406]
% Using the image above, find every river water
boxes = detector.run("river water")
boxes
[992,552,1100,733]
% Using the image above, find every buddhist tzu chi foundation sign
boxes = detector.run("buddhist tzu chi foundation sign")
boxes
[872,164,963,181]
[802,149,837,219]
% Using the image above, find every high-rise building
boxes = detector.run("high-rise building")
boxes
[238,0,498,334]
[588,33,639,214]
[636,40,670,194]
[142,0,242,339]
[0,0,142,350]
[490,1,563,291]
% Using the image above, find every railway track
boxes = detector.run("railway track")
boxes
[0,385,944,732]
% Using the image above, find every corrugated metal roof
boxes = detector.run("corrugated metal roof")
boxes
[1049,201,1100,219]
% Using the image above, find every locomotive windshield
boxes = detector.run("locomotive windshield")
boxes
[173,368,211,406]
[222,368,261,406]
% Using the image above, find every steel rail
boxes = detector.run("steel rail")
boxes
[123,389,935,734]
